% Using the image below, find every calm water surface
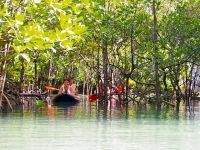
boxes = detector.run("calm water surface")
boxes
[1,100,200,150]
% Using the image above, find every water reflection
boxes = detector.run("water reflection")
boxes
[44,105,56,120]
[1,99,200,120]
[1,99,200,150]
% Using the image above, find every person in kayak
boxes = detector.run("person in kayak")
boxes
[58,78,81,100]
[58,78,71,94]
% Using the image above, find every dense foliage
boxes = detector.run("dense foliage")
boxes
[0,0,200,109]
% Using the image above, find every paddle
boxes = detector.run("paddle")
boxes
[45,86,59,91]
[88,95,98,102]
[117,87,123,93]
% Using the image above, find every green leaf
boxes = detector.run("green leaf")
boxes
[100,27,107,34]
[66,29,74,35]
[45,43,54,49]
[56,28,67,41]
[34,0,42,3]
[60,31,67,41]
[35,100,45,107]
[79,25,88,34]
[61,0,72,6]
[76,16,83,22]
[15,13,25,23]
[81,0,90,6]
[71,4,81,14]
[14,53,30,62]
[61,40,73,49]
[0,6,6,16]
[18,53,30,62]
[60,12,72,29]
[12,45,27,53]
[52,3,63,9]
[12,0,21,5]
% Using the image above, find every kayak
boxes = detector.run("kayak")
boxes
[52,93,80,104]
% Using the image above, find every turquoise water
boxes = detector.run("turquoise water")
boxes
[1,101,200,150]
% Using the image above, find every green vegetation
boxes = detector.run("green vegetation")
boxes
[35,99,45,108]
[0,0,200,110]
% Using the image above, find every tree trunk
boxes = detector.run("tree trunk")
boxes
[47,58,53,86]
[34,54,38,90]
[19,58,25,93]
[0,43,10,107]
[102,45,108,101]
[82,78,86,96]
[152,0,162,109]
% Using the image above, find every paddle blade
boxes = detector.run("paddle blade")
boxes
[117,87,123,93]
[89,95,98,102]
[45,86,57,91]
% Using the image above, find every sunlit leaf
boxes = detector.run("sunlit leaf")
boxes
[66,29,74,35]
[62,0,72,5]
[60,12,72,29]
[81,0,90,6]
[13,45,27,53]
[61,40,73,49]
[51,47,56,53]
[34,0,41,3]
[18,53,30,62]
[76,16,83,22]
[52,3,63,9]
[11,0,19,5]
[129,78,136,86]
[45,43,54,49]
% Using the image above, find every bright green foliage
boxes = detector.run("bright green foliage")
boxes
[35,100,45,107]
[0,0,200,106]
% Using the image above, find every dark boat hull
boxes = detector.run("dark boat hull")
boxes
[52,93,79,107]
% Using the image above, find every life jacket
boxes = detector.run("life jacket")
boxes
[62,85,71,94]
